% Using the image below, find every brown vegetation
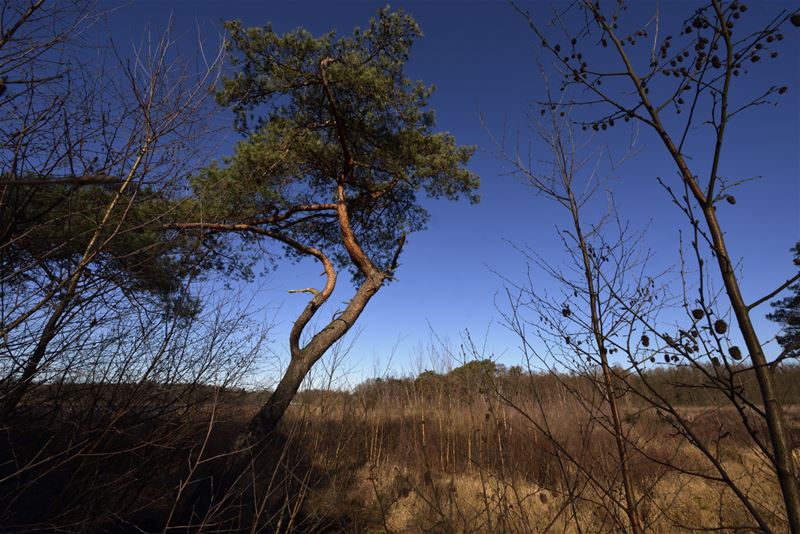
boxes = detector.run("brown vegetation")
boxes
[3,363,796,532]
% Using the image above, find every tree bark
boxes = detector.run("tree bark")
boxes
[245,271,386,442]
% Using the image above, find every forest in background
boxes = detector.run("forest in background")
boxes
[1,0,799,532]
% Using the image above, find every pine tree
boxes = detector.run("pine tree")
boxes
[767,242,800,360]
[182,8,479,439]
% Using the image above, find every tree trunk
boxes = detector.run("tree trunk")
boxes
[570,201,642,534]
[601,15,800,525]
[703,204,800,532]
[246,354,314,441]
[178,271,387,529]
[250,271,385,436]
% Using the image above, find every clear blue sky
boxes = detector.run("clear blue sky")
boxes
[101,1,799,385]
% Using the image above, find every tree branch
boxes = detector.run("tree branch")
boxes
[748,272,800,311]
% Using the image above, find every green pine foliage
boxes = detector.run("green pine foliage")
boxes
[1,182,211,317]
[767,242,800,360]
[191,8,479,277]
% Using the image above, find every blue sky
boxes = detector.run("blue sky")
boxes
[101,1,799,384]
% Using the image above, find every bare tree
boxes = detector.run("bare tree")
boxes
[512,1,800,530]
[491,100,649,532]
[0,2,226,420]
[0,5,274,530]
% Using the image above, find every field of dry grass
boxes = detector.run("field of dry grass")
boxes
[1,369,797,532]
[218,374,799,533]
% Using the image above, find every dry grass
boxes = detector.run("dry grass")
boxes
[266,384,796,533]
[0,378,795,532]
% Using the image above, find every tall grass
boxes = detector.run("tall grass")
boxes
[1,364,796,531]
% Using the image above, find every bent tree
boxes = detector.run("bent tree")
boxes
[182,9,479,443]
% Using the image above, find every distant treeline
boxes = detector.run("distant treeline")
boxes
[295,358,800,408]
